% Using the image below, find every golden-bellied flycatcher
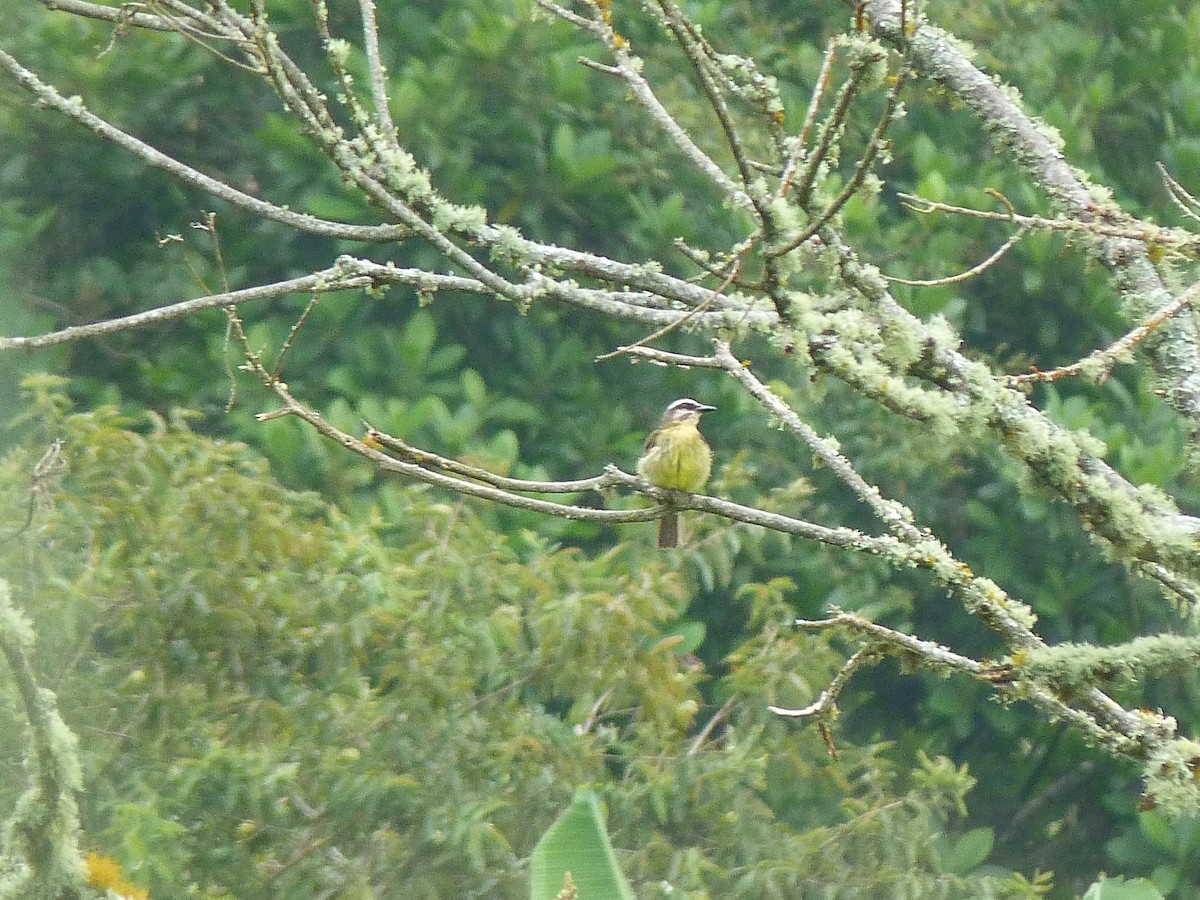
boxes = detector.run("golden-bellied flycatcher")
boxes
[637,398,715,548]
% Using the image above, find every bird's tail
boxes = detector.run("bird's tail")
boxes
[658,510,678,548]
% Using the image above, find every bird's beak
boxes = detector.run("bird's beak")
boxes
[698,404,716,412]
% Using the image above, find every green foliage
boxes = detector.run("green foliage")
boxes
[0,387,1043,898]
[1108,812,1200,899]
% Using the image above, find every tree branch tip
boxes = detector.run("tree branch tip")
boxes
[595,344,634,362]
[578,57,618,75]
[895,192,933,213]
[984,187,1018,220]
[767,702,822,718]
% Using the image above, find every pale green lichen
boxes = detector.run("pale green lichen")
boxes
[1002,403,1088,491]
[995,78,1023,107]
[0,580,89,899]
[326,38,352,66]
[1029,116,1066,152]
[835,32,889,89]
[1083,177,1117,211]
[1076,471,1155,543]
[940,28,979,64]
[0,586,34,650]
[876,317,923,370]
[860,172,886,198]
[377,144,434,201]
[488,225,530,268]
[1073,426,1108,460]
[1022,634,1200,689]
[431,201,488,234]
[997,597,1038,630]
[924,314,961,352]
[767,195,802,237]
[819,338,960,428]
[1143,738,1200,818]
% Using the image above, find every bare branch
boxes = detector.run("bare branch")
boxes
[41,0,187,31]
[778,39,837,198]
[898,193,1197,251]
[787,611,1161,758]
[811,221,1200,590]
[770,67,908,258]
[355,0,400,150]
[768,644,877,718]
[0,47,411,244]
[646,0,770,220]
[535,0,753,209]
[0,267,367,351]
[1160,162,1200,225]
[885,225,1029,287]
[364,427,616,494]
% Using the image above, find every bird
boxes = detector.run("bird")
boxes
[637,398,716,548]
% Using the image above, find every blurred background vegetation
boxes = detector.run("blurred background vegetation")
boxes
[3,0,1200,896]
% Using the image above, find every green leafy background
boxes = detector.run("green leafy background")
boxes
[2,0,1200,896]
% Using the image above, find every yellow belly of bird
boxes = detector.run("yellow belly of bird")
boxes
[639,426,712,491]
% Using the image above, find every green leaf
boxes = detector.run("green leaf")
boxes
[1139,811,1175,853]
[530,789,634,900]
[944,826,993,874]
[1081,875,1166,900]
[661,620,705,656]
[399,310,438,369]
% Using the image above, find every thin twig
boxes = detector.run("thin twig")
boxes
[364,427,616,493]
[770,68,908,258]
[648,0,770,225]
[0,440,67,546]
[898,192,1197,249]
[594,251,752,362]
[768,644,877,717]
[790,50,882,207]
[535,0,753,209]
[0,268,369,351]
[616,347,724,369]
[1159,162,1200,225]
[779,40,838,198]
[1009,278,1200,385]
[784,610,1153,757]
[885,225,1028,286]
[0,47,410,244]
[272,293,322,382]
[356,0,400,149]
[688,695,735,756]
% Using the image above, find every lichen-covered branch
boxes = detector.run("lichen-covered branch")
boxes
[856,0,1200,430]
[0,580,90,899]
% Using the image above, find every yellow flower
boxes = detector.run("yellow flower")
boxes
[85,852,123,891]
[84,851,149,899]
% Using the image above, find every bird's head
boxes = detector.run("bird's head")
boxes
[659,397,716,427]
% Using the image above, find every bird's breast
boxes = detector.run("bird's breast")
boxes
[640,425,712,491]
